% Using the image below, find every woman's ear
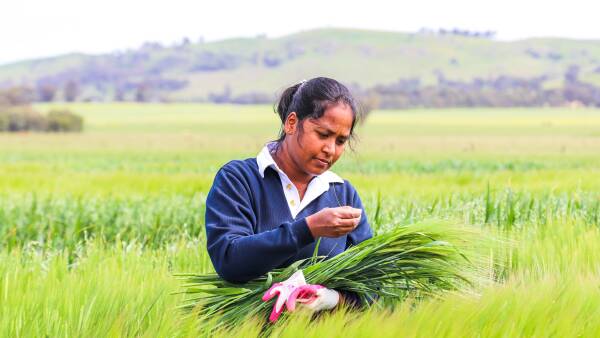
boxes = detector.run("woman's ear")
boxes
[285,112,298,135]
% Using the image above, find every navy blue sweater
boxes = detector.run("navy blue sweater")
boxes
[205,158,373,285]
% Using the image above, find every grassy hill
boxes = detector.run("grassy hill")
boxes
[1,28,600,102]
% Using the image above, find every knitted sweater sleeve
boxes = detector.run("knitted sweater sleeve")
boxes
[205,168,315,283]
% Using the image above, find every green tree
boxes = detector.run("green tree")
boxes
[46,109,84,132]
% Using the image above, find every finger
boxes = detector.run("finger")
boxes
[334,224,358,235]
[262,284,281,301]
[336,226,358,236]
[275,294,287,312]
[269,305,284,323]
[334,229,355,237]
[337,207,362,219]
[336,218,361,228]
[287,286,319,311]
[286,288,301,312]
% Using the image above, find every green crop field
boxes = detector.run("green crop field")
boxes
[1,103,599,337]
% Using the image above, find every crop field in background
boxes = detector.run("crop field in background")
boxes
[1,103,600,337]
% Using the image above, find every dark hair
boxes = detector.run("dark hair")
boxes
[273,77,362,148]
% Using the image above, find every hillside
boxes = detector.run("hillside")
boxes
[1,28,600,104]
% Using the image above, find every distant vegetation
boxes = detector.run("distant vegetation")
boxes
[360,65,600,109]
[1,28,600,108]
[0,88,82,132]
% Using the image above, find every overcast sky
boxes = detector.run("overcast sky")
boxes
[1,0,598,65]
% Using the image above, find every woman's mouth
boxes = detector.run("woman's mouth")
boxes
[315,158,330,167]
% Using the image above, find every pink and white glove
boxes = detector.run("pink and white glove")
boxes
[261,270,307,322]
[286,284,340,312]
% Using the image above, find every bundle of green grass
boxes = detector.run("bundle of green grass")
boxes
[177,220,480,334]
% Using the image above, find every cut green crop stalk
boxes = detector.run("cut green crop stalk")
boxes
[175,220,480,335]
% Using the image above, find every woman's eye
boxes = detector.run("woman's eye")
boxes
[317,132,328,139]
[336,138,347,145]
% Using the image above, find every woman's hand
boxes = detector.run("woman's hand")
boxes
[305,206,362,238]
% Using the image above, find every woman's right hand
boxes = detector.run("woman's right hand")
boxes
[305,206,362,238]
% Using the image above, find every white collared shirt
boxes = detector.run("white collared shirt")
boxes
[256,142,344,218]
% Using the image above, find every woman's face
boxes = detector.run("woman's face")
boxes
[285,103,353,176]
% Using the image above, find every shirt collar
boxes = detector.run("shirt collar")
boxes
[256,142,344,184]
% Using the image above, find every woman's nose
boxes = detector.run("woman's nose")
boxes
[322,139,335,155]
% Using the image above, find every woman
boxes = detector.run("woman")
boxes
[205,77,373,320]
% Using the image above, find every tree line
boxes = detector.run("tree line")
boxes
[354,66,600,109]
[204,65,600,109]
[4,65,600,109]
[0,88,83,132]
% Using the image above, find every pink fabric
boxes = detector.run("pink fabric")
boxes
[261,270,308,322]
[262,282,291,322]
[286,284,325,312]
[262,283,327,322]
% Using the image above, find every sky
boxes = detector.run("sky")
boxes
[1,0,599,65]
